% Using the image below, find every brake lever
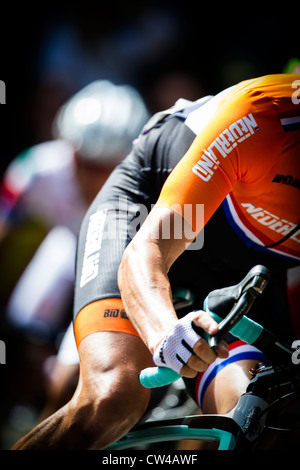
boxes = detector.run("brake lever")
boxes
[208,292,253,353]
[207,273,269,354]
[192,289,261,354]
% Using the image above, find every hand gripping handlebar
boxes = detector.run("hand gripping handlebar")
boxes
[139,265,271,388]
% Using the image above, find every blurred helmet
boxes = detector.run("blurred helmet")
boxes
[53,80,149,165]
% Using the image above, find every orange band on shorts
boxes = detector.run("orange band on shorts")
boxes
[74,298,139,348]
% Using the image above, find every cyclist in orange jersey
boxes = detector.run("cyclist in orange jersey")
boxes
[12,74,300,449]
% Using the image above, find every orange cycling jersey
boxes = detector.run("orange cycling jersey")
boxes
[73,74,300,348]
[155,74,300,261]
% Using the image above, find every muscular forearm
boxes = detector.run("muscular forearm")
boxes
[118,236,178,353]
[118,208,188,353]
[118,207,228,377]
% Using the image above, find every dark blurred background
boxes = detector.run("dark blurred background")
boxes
[1,2,299,176]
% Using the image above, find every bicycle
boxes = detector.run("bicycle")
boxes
[105,265,300,450]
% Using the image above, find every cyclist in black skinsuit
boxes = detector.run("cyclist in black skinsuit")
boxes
[13,74,299,449]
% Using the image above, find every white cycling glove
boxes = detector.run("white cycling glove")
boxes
[153,311,203,374]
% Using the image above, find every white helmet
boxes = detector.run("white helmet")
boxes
[53,80,149,164]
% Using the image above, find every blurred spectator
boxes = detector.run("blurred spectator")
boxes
[1,79,148,336]
[0,80,149,444]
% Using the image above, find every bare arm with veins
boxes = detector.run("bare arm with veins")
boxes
[118,207,227,378]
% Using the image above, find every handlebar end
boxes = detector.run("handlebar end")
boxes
[139,367,181,388]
